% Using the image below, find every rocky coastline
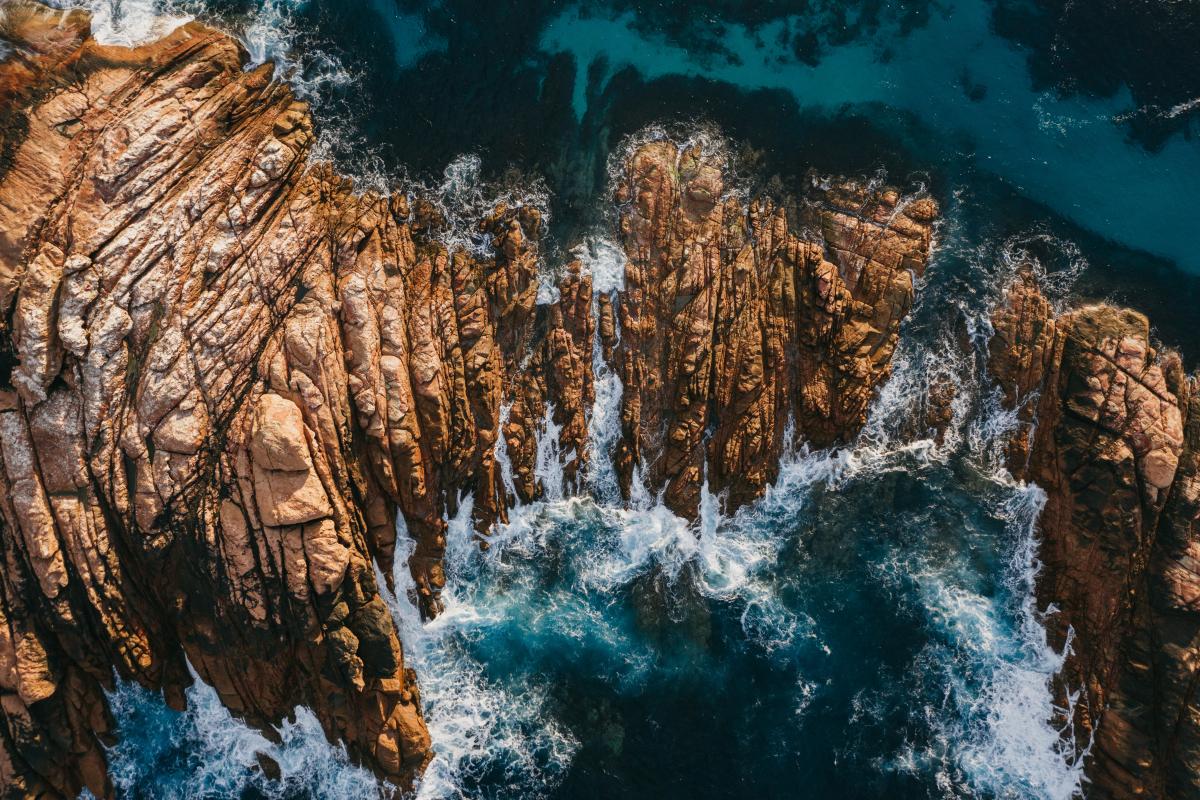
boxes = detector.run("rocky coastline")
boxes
[0,3,1196,798]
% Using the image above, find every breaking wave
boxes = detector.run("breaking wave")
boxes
[42,0,192,48]
[104,671,382,800]
[44,0,327,87]
[411,153,550,258]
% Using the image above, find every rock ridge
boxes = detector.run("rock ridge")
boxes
[990,270,1200,798]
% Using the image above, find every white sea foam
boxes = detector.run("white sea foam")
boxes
[536,279,561,306]
[494,402,518,502]
[411,154,550,259]
[387,513,579,800]
[92,104,1087,798]
[579,233,627,503]
[534,403,565,502]
[883,474,1084,800]
[43,0,192,46]
[946,483,1087,800]
[106,262,1085,797]
[228,0,393,193]
[1113,95,1200,124]
[696,470,722,543]
[586,356,624,501]
[1164,96,1200,120]
[703,218,1083,798]
[841,228,1085,798]
[606,124,747,213]
[48,0,338,96]
[574,236,627,294]
[239,0,352,101]
[105,666,382,800]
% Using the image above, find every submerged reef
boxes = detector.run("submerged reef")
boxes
[0,3,1196,798]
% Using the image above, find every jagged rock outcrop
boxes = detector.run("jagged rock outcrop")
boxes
[0,4,937,797]
[609,140,938,516]
[990,273,1200,798]
[0,5,442,796]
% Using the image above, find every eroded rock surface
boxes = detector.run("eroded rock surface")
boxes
[609,139,938,517]
[0,5,440,796]
[0,4,938,796]
[990,274,1200,798]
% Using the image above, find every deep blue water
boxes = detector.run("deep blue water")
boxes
[48,1,1200,797]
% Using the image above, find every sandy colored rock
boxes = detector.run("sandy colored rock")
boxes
[0,6,435,796]
[0,3,1191,797]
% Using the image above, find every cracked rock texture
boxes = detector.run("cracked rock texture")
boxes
[608,140,938,517]
[990,273,1200,798]
[0,3,938,797]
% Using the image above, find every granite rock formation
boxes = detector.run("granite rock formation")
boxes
[990,272,1200,798]
[609,140,938,516]
[0,3,939,796]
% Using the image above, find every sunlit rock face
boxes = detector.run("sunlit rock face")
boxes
[989,275,1200,798]
[0,4,432,796]
[607,137,937,517]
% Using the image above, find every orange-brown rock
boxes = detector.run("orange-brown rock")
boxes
[608,140,938,516]
[987,268,1058,471]
[0,4,939,797]
[990,275,1200,798]
[0,6,439,797]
